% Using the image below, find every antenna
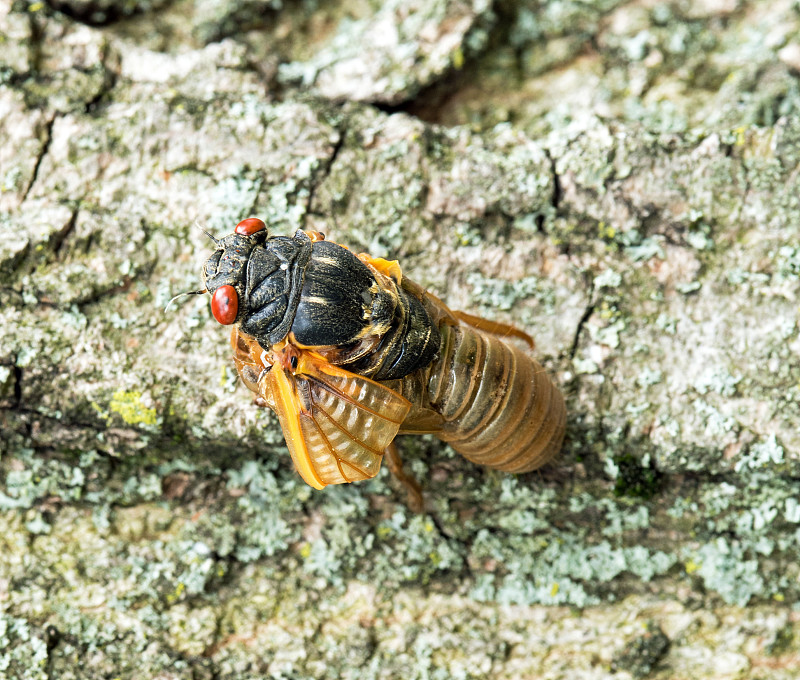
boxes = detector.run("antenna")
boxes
[194,219,219,244]
[164,289,206,313]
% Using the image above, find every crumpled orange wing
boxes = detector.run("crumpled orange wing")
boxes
[260,353,412,489]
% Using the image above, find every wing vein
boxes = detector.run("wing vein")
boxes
[306,375,406,424]
[313,405,385,459]
[309,419,354,482]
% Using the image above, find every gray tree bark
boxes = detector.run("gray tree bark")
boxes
[1,0,799,678]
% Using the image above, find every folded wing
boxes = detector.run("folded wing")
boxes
[263,354,412,488]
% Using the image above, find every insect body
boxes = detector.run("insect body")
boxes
[202,218,566,490]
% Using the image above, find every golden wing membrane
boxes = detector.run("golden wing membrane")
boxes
[241,336,412,489]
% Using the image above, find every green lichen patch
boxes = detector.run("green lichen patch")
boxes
[108,389,157,427]
[0,614,49,680]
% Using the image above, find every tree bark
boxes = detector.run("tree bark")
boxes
[1,0,799,677]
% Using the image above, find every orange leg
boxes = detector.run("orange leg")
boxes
[384,441,424,513]
[452,310,535,349]
[354,252,533,348]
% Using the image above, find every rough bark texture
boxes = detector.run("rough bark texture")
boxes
[1,0,799,678]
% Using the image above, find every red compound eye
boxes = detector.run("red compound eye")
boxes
[211,285,238,325]
[235,218,266,235]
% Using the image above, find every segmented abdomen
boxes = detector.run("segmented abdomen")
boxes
[425,322,566,473]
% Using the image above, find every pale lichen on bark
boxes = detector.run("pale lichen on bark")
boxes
[1,0,799,678]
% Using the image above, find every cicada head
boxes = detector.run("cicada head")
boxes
[202,218,313,347]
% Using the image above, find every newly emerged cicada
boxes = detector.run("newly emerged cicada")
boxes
[201,218,566,495]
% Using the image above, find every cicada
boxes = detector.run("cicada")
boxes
[201,218,566,495]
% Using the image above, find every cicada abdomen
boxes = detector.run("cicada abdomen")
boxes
[419,320,566,473]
